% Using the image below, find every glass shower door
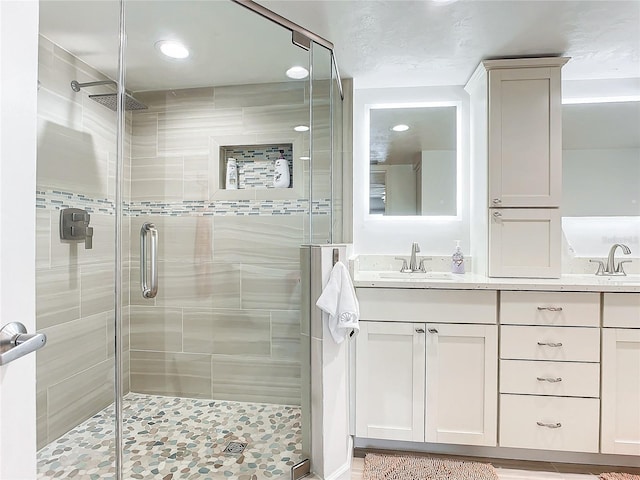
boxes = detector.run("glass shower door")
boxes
[122,1,313,477]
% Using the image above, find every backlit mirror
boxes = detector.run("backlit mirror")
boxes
[368,103,458,216]
[562,99,640,216]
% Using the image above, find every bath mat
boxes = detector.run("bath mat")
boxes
[363,453,499,480]
[600,474,640,480]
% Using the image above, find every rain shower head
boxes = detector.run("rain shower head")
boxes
[89,93,148,111]
[70,80,148,111]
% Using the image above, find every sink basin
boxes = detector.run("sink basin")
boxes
[378,271,458,281]
[595,276,640,285]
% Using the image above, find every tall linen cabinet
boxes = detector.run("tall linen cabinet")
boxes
[466,57,569,278]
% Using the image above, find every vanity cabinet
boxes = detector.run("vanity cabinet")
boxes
[466,57,568,278]
[498,291,601,453]
[354,321,425,442]
[354,288,498,447]
[601,293,640,455]
[488,208,561,278]
[487,65,563,207]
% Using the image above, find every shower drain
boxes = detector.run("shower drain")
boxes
[223,441,247,454]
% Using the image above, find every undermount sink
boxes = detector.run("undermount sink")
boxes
[595,275,640,284]
[378,271,459,281]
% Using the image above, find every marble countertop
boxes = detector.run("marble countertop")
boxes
[353,271,640,293]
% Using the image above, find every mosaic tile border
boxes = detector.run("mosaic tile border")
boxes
[36,189,331,216]
[37,392,303,480]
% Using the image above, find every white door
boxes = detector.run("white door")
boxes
[488,66,562,207]
[601,328,640,455]
[355,321,425,441]
[0,1,39,478]
[425,323,498,446]
[489,208,561,278]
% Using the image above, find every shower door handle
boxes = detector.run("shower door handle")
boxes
[0,322,47,366]
[140,222,158,299]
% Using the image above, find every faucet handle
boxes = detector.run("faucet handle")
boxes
[418,257,432,272]
[395,257,410,272]
[616,260,632,275]
[589,259,605,276]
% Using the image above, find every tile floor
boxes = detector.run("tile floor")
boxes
[37,393,302,479]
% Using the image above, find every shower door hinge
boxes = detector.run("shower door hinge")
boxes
[292,31,311,50]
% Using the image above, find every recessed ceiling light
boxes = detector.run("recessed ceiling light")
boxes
[294,125,310,132]
[155,40,190,59]
[391,124,410,132]
[286,66,309,80]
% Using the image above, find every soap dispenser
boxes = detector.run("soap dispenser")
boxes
[451,240,465,274]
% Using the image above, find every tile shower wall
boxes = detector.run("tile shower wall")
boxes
[35,36,130,450]
[127,83,332,405]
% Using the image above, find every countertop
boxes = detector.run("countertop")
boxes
[353,271,640,293]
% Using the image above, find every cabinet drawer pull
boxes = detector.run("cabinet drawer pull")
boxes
[537,306,563,312]
[493,211,502,218]
[536,376,562,383]
[537,421,562,429]
[428,328,438,334]
[537,341,563,347]
[415,328,425,334]
[492,198,502,204]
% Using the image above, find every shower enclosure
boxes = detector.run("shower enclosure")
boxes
[34,1,343,478]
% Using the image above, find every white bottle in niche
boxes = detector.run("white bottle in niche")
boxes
[451,240,465,274]
[226,158,238,190]
[273,150,290,188]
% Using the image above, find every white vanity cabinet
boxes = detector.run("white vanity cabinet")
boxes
[487,65,564,207]
[601,293,640,455]
[354,288,498,447]
[466,57,568,278]
[498,291,601,453]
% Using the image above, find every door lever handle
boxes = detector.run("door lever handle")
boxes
[0,322,47,366]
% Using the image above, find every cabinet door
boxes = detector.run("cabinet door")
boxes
[489,208,560,278]
[601,328,640,455]
[488,67,562,207]
[425,323,497,446]
[355,321,425,441]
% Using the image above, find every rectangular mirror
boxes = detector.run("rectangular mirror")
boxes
[368,103,458,216]
[562,99,640,216]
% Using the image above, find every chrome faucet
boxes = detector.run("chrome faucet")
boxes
[591,243,632,276]
[395,242,431,272]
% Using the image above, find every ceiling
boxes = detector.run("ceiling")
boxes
[39,0,640,92]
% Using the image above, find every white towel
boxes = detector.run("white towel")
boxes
[316,261,360,344]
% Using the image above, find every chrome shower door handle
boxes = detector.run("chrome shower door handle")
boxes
[0,322,47,366]
[140,222,158,299]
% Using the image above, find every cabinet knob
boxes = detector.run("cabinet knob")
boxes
[536,421,562,429]
[536,376,562,383]
[415,328,425,334]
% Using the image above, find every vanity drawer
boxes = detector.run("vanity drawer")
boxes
[500,394,599,453]
[500,291,600,327]
[356,288,497,324]
[500,360,600,398]
[500,325,600,362]
[603,293,640,328]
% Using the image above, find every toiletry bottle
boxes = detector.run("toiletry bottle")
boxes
[226,158,238,190]
[273,150,290,188]
[451,240,465,274]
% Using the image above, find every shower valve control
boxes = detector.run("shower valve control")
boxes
[60,208,93,249]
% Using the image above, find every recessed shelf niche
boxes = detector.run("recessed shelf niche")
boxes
[220,143,293,190]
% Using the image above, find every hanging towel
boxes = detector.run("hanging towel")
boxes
[316,261,360,344]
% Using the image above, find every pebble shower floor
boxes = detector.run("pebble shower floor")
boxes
[37,393,303,479]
